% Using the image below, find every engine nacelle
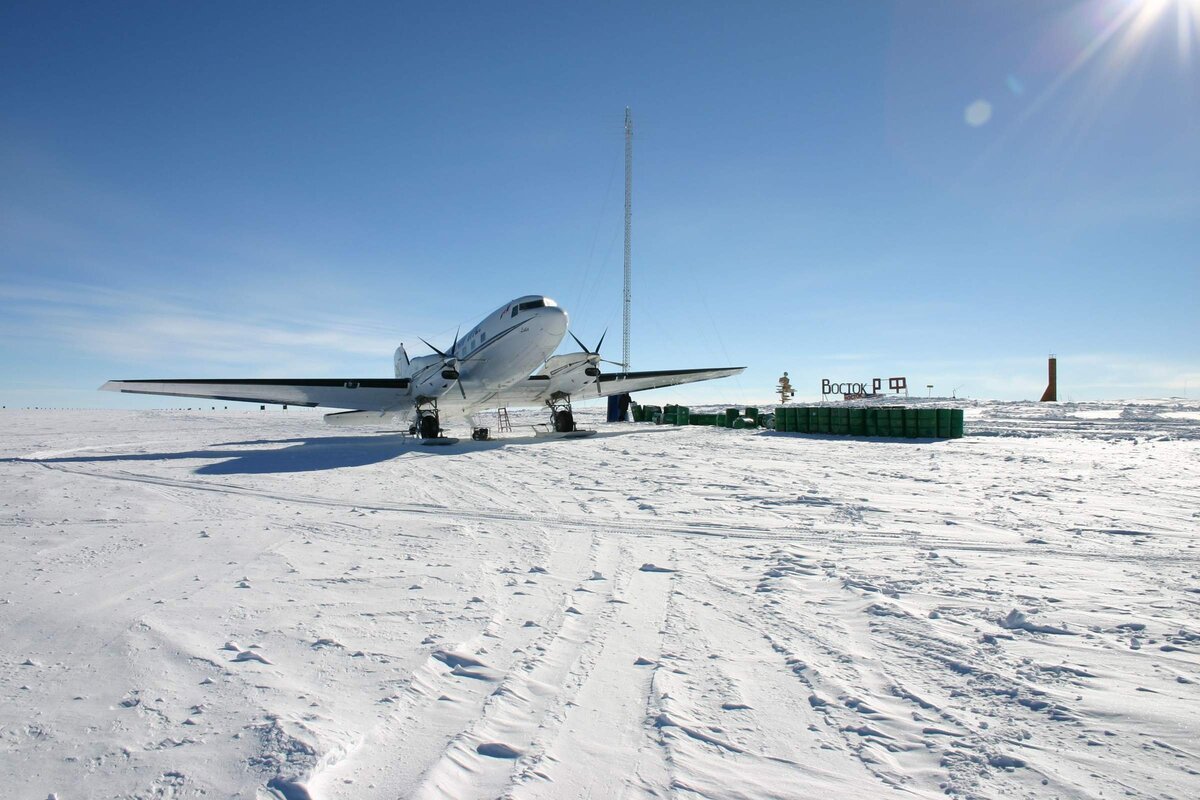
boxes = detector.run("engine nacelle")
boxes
[397,353,441,381]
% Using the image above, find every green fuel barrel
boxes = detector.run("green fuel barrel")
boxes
[732,415,748,429]
[950,409,964,438]
[917,408,937,437]
[903,408,920,437]
[808,407,820,433]
[795,407,810,433]
[725,408,739,425]
[816,406,832,434]
[676,407,690,425]
[831,407,850,435]
[777,407,790,432]
[936,409,953,438]
[745,407,759,420]
[864,408,879,436]
[848,408,866,436]
[887,407,905,437]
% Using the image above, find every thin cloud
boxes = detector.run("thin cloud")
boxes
[0,279,409,373]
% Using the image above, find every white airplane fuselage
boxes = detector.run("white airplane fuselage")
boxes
[100,291,745,434]
[397,295,569,410]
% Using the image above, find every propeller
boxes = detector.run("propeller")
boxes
[569,329,624,367]
[419,328,467,399]
[568,328,624,394]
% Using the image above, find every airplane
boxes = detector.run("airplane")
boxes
[101,295,744,441]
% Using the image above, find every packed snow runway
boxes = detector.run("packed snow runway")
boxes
[2,401,1199,799]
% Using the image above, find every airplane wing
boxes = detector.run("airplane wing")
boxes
[470,366,745,410]
[99,378,411,410]
[101,367,742,414]
[593,367,745,396]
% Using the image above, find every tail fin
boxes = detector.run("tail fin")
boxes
[394,344,410,378]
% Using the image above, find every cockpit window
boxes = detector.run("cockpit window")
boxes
[518,299,546,312]
[511,305,519,317]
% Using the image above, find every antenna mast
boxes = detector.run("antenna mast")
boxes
[622,107,632,373]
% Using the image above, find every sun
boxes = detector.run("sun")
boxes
[1000,0,1200,135]
[1107,0,1200,66]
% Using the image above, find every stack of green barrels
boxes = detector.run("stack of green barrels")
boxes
[716,407,760,429]
[630,403,767,429]
[655,404,689,425]
[774,406,963,438]
[631,403,663,423]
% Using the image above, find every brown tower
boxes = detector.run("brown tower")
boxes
[1040,356,1057,402]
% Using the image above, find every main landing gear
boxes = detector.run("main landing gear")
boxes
[418,412,441,439]
[412,399,457,444]
[534,395,597,439]
[548,396,576,433]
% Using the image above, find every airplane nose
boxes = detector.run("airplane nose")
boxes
[543,306,568,336]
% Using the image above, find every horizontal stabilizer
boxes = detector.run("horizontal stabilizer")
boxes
[324,409,405,427]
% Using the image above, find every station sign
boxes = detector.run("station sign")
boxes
[821,376,907,400]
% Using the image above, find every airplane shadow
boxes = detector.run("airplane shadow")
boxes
[16,428,673,476]
[18,435,410,475]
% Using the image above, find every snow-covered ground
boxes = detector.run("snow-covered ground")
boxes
[2,399,1198,799]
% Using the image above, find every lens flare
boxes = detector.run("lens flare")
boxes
[1006,0,1199,137]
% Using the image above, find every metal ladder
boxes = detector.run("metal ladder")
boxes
[496,407,512,433]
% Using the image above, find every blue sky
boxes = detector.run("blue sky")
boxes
[1,0,1197,408]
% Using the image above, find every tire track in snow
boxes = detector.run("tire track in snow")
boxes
[33,461,1200,567]
[641,557,904,799]
[509,540,675,799]
[406,533,624,799]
